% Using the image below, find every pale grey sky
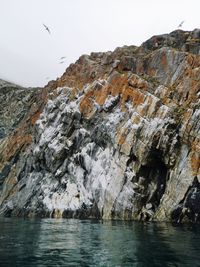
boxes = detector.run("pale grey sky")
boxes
[0,0,199,87]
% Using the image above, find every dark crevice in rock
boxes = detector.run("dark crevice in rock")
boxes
[136,162,167,206]
[103,95,120,112]
[127,149,137,166]
[91,125,110,149]
[66,122,75,138]
[1,206,13,217]
[19,183,26,191]
[133,149,168,220]
[74,154,89,177]
[171,177,200,223]
[0,164,11,185]
[62,201,101,219]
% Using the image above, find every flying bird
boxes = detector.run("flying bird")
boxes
[178,21,184,28]
[60,56,66,60]
[43,23,51,34]
[59,61,65,64]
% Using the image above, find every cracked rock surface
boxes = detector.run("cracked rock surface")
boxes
[0,29,199,222]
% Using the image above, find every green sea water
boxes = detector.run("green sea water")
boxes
[0,218,199,266]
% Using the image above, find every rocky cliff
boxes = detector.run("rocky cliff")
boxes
[0,29,199,223]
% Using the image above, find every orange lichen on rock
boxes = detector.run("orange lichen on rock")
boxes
[190,139,200,175]
[109,74,146,110]
[121,87,145,111]
[118,127,130,146]
[5,133,32,161]
[108,75,128,96]
[128,74,148,90]
[160,51,168,71]
[173,53,200,105]
[132,114,141,124]
[118,134,126,146]
[94,85,109,105]
[30,111,42,125]
[79,94,94,118]
[186,54,200,68]
[79,74,147,117]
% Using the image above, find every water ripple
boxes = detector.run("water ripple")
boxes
[0,218,200,266]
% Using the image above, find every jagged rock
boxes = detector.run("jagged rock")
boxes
[0,29,199,222]
[0,80,40,139]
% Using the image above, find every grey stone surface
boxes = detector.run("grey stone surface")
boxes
[0,30,199,223]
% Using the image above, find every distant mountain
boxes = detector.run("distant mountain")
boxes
[0,29,199,223]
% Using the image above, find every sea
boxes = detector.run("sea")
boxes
[0,218,200,266]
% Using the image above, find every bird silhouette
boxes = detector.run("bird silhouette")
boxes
[178,21,184,28]
[43,23,51,34]
[60,56,66,60]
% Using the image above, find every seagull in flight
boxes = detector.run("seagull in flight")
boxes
[178,21,185,28]
[43,23,51,34]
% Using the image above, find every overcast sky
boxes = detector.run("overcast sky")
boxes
[0,0,199,87]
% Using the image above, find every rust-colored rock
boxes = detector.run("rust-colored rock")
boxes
[0,29,199,223]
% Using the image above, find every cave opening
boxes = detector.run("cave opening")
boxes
[135,149,168,209]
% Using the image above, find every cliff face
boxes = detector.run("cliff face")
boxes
[0,29,199,222]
